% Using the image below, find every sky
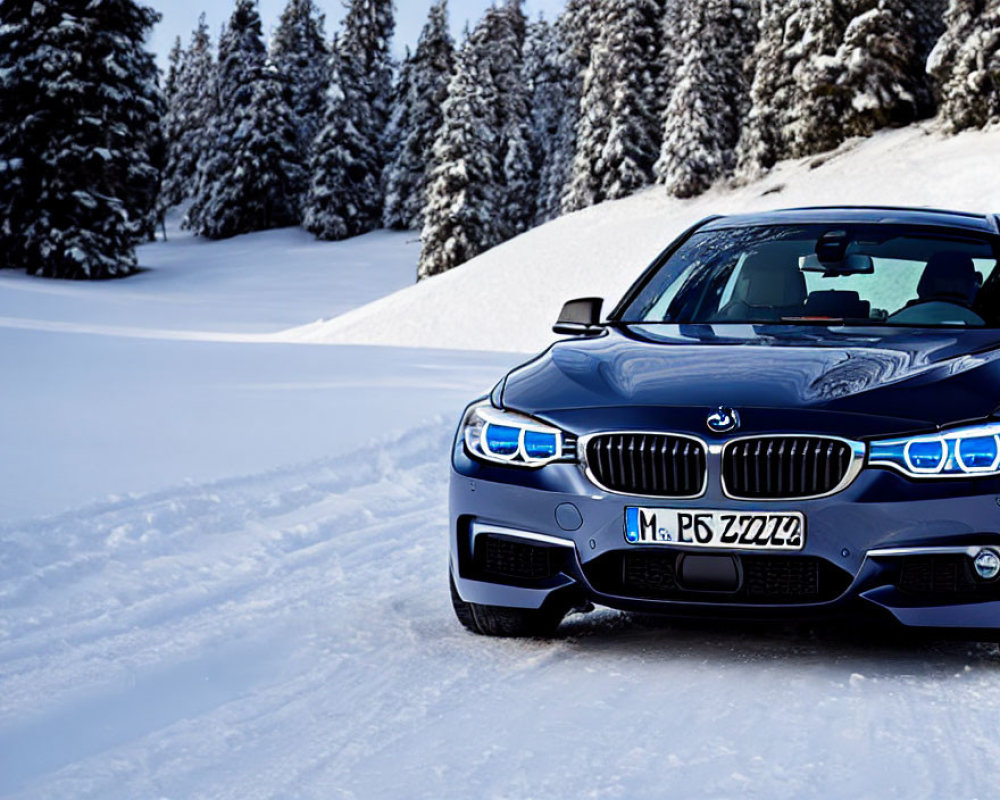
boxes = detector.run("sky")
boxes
[147,0,567,67]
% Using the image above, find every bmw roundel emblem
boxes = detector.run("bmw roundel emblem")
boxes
[707,406,740,434]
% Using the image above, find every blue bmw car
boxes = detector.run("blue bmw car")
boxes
[450,206,1000,637]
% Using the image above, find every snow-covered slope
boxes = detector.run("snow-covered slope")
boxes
[289,124,1000,352]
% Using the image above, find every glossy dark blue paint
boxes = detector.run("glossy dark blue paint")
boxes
[450,207,1000,633]
[501,325,1000,432]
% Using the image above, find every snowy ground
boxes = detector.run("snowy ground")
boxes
[5,135,1000,798]
[0,219,512,522]
[5,427,1000,800]
[0,222,420,335]
[0,330,512,522]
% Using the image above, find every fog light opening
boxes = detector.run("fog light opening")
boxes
[972,549,1000,581]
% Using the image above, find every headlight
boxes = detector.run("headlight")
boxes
[870,422,1000,477]
[461,402,572,467]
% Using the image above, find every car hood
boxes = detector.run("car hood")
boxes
[500,324,1000,436]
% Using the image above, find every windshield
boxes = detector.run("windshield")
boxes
[620,224,1000,327]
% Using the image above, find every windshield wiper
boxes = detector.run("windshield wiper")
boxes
[779,316,848,324]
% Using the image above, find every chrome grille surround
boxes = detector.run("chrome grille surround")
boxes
[579,431,708,499]
[720,434,866,501]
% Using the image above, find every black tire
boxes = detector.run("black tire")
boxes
[450,573,564,637]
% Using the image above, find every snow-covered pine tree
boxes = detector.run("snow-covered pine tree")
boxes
[160,14,216,215]
[655,9,727,197]
[382,0,454,231]
[0,0,162,278]
[165,37,183,102]
[418,25,498,279]
[538,0,594,221]
[270,0,329,156]
[303,38,382,239]
[417,3,532,276]
[303,0,395,240]
[417,2,532,279]
[912,0,949,64]
[185,0,305,238]
[108,3,165,245]
[563,0,664,212]
[928,0,1000,131]
[344,0,396,138]
[654,0,758,197]
[494,0,535,239]
[733,0,789,179]
[735,0,846,178]
[736,0,932,178]
[831,0,932,139]
[524,17,576,225]
[129,86,166,244]
[382,48,417,228]
[658,0,686,94]
[652,0,691,153]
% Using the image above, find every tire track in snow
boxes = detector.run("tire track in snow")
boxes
[0,315,286,343]
[5,422,1000,798]
[0,423,462,793]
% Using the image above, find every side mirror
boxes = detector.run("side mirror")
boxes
[553,297,604,336]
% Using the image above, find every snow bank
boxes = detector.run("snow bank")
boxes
[0,221,419,336]
[288,125,1000,352]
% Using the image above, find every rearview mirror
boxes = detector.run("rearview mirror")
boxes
[553,297,604,335]
[799,253,874,275]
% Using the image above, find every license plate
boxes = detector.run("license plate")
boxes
[624,507,805,551]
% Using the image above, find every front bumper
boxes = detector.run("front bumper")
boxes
[450,438,1000,631]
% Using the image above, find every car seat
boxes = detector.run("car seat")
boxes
[914,252,981,308]
[888,251,985,325]
[803,290,871,319]
[717,246,807,321]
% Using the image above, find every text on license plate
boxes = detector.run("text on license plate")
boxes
[624,508,806,551]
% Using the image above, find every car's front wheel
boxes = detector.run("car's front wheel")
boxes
[450,574,564,637]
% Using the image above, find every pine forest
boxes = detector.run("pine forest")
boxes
[1,0,999,280]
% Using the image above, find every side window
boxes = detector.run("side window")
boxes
[645,252,747,321]
[644,268,690,321]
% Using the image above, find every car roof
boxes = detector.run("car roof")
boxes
[699,206,1000,235]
